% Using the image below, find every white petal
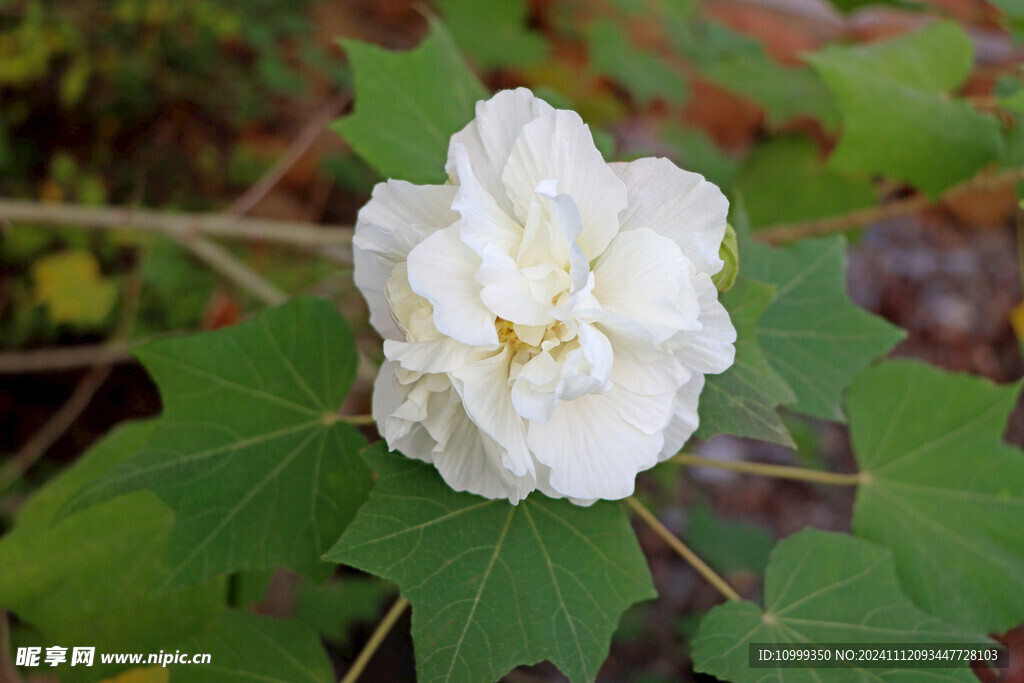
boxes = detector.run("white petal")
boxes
[451,143,522,256]
[671,272,737,374]
[406,225,498,347]
[502,110,627,260]
[375,361,534,501]
[430,409,534,502]
[592,229,702,345]
[372,360,403,439]
[510,348,560,422]
[354,181,459,340]
[422,391,535,502]
[475,243,553,326]
[610,157,729,277]
[532,184,590,294]
[558,322,613,400]
[384,263,437,342]
[356,179,459,235]
[450,347,534,479]
[447,88,554,217]
[373,361,439,463]
[659,372,706,459]
[611,345,691,396]
[527,387,665,500]
[383,337,475,375]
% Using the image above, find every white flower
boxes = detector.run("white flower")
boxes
[354,88,736,504]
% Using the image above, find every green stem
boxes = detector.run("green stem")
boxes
[340,596,409,683]
[625,497,741,602]
[671,453,862,486]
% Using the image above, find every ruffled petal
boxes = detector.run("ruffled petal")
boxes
[451,347,535,479]
[427,397,534,502]
[406,225,498,347]
[609,157,729,277]
[447,88,554,217]
[376,361,534,502]
[510,347,560,422]
[451,143,523,256]
[532,184,590,294]
[527,387,665,500]
[611,344,691,396]
[558,322,613,400]
[502,110,627,260]
[383,337,476,375]
[373,361,439,463]
[659,372,706,459]
[475,242,554,326]
[354,181,459,340]
[671,272,737,374]
[384,263,437,342]
[592,229,702,345]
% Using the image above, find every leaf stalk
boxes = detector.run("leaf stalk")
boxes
[671,453,862,486]
[340,596,409,683]
[625,497,741,602]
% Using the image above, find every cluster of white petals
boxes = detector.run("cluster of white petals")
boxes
[354,88,736,504]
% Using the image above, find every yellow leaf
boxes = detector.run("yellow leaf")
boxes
[33,250,117,326]
[98,666,170,683]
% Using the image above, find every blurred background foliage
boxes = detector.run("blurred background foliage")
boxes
[2,0,1024,679]
[2,0,1019,351]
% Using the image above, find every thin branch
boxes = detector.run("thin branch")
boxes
[340,596,410,683]
[756,166,1024,245]
[624,497,741,602]
[227,94,350,218]
[176,236,287,306]
[0,199,353,255]
[0,364,112,494]
[671,453,862,486]
[0,341,135,373]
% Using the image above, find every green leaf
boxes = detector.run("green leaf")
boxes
[326,444,656,683]
[1,421,224,681]
[0,494,225,683]
[737,136,877,229]
[16,418,157,528]
[712,223,738,292]
[686,495,773,574]
[692,529,989,682]
[65,297,373,588]
[335,19,487,184]
[742,236,905,421]
[296,576,396,646]
[439,0,547,69]
[696,278,796,446]
[989,0,1024,20]
[229,569,276,608]
[850,360,1024,633]
[677,21,837,127]
[808,22,1002,197]
[1001,89,1024,115]
[1000,112,1024,168]
[174,611,334,683]
[588,19,687,105]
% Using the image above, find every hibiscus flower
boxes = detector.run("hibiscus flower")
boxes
[354,88,735,504]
